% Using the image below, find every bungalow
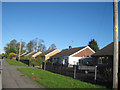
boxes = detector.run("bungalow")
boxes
[16,52,28,60]
[92,42,120,88]
[32,51,42,58]
[24,51,37,57]
[51,46,95,66]
[20,52,28,57]
[92,42,120,65]
[40,48,60,60]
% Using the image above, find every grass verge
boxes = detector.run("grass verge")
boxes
[6,59,28,66]
[17,68,105,88]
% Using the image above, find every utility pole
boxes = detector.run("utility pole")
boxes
[19,39,22,61]
[113,0,119,89]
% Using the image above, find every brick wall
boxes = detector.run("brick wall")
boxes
[72,48,94,57]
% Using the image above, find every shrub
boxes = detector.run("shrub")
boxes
[0,53,7,58]
[8,52,16,59]
[21,56,30,60]
[29,56,45,66]
[36,56,44,66]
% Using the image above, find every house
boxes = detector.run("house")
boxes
[20,52,28,57]
[32,51,42,58]
[51,46,95,66]
[24,51,37,57]
[92,42,120,65]
[40,48,60,60]
[16,52,28,60]
[92,42,120,88]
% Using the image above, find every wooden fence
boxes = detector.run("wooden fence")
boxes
[44,62,119,88]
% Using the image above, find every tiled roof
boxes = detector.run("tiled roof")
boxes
[32,51,42,58]
[20,52,29,57]
[25,51,37,56]
[41,49,56,56]
[92,42,120,57]
[51,46,86,58]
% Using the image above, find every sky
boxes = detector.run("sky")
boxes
[2,2,120,53]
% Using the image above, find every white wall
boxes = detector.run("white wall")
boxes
[57,56,82,65]
[68,56,82,65]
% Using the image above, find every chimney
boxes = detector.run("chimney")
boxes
[48,48,51,50]
[69,46,72,49]
[37,49,40,52]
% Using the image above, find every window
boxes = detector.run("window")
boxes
[79,60,84,65]
[65,59,68,64]
[98,57,102,64]
[106,57,109,59]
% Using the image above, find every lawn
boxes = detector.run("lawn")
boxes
[17,68,105,88]
[6,59,28,66]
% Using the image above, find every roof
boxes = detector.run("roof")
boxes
[20,52,28,56]
[51,46,86,58]
[25,51,37,56]
[41,49,56,56]
[32,51,42,58]
[20,52,29,57]
[92,42,120,57]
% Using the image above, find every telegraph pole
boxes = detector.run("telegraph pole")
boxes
[19,39,22,61]
[113,0,119,89]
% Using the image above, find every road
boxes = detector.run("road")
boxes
[0,59,2,89]
[2,59,44,88]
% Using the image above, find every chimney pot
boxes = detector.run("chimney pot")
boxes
[69,46,72,49]
[49,48,51,50]
[37,49,40,52]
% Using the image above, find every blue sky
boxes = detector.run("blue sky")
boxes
[2,2,119,52]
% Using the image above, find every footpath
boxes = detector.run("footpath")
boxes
[2,60,44,88]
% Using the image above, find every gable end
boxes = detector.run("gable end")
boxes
[70,46,95,57]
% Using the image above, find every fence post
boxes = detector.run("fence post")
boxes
[42,62,46,70]
[74,65,77,79]
[95,65,97,81]
[44,62,46,70]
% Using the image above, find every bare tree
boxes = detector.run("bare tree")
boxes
[49,43,56,50]
[26,38,46,52]
[32,38,38,52]
[16,41,26,54]
[26,40,34,52]
[38,39,46,52]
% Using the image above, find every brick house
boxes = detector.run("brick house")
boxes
[92,42,120,65]
[92,42,120,88]
[51,46,95,66]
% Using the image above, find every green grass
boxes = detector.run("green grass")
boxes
[17,68,105,88]
[6,59,28,66]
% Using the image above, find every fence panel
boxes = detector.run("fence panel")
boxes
[45,63,119,88]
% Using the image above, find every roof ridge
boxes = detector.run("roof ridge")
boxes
[71,46,86,49]
[62,46,87,51]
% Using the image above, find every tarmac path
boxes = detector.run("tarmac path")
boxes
[2,59,44,88]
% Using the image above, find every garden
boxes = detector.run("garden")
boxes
[17,68,105,88]
[6,58,28,66]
